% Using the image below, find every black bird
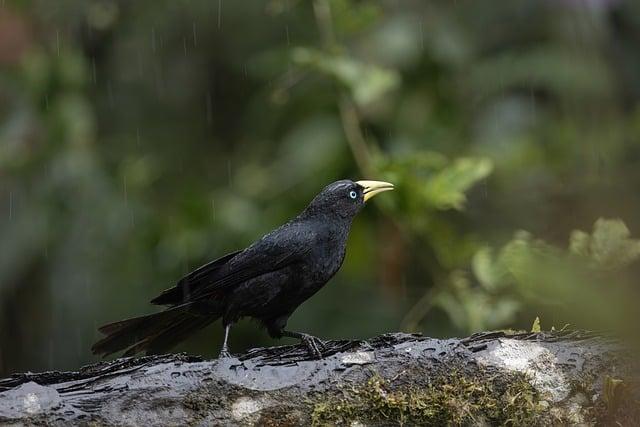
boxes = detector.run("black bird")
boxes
[91,179,394,359]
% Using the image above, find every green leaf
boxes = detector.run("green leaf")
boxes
[531,316,541,333]
[568,230,590,258]
[591,219,640,268]
[292,47,400,106]
[422,157,493,210]
[330,0,382,35]
[569,218,640,269]
[472,246,508,291]
[434,270,519,334]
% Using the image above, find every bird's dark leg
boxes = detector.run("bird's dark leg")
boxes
[282,330,326,359]
[218,324,232,358]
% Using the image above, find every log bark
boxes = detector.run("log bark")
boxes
[0,331,636,426]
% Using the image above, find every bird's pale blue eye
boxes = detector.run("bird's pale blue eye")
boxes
[349,190,358,199]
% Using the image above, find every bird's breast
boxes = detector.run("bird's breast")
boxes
[304,230,347,283]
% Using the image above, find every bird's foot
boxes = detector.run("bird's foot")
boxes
[300,334,326,359]
[218,349,232,359]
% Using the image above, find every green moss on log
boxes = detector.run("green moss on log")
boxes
[310,371,547,426]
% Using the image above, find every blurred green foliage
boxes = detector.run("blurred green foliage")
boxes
[470,218,640,332]
[1,0,640,375]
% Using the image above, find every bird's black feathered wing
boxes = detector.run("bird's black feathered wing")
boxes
[92,222,315,357]
[151,222,315,306]
[150,250,243,305]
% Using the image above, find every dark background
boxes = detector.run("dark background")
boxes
[2,0,640,376]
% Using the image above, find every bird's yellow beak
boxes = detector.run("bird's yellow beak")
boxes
[356,180,395,202]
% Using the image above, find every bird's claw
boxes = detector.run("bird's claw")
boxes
[300,334,326,359]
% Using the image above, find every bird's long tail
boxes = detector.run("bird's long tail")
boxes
[91,306,219,357]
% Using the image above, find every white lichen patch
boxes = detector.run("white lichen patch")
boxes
[0,382,62,419]
[231,396,267,421]
[341,351,375,366]
[23,392,41,414]
[476,339,571,402]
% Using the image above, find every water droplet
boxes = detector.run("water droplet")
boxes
[137,49,144,77]
[123,176,128,207]
[205,91,213,124]
[107,81,114,107]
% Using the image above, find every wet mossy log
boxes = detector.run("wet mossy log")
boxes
[0,331,637,425]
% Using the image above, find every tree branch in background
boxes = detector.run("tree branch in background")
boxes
[337,93,374,177]
[312,0,374,178]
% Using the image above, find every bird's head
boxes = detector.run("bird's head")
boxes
[303,179,394,219]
